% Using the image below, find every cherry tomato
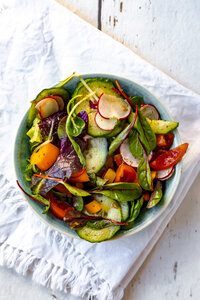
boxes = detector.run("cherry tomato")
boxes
[115,163,138,183]
[156,132,174,150]
[150,143,189,170]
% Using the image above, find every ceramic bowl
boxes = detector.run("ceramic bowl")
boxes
[14,73,182,241]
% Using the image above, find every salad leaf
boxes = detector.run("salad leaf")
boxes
[134,110,156,155]
[137,156,153,191]
[38,111,66,144]
[57,116,67,139]
[32,173,91,197]
[25,161,33,181]
[72,196,84,212]
[86,220,111,229]
[128,196,144,223]
[26,117,43,144]
[93,182,142,202]
[108,111,137,155]
[129,96,144,107]
[67,116,86,137]
[128,129,144,159]
[147,181,163,208]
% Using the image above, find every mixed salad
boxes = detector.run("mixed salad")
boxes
[17,73,188,242]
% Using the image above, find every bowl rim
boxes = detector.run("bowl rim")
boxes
[14,72,182,242]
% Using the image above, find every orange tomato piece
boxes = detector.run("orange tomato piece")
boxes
[150,143,189,170]
[114,154,123,166]
[30,143,59,171]
[115,163,137,183]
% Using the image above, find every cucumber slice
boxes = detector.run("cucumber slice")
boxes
[94,194,122,222]
[88,111,110,137]
[73,78,121,114]
[84,137,108,173]
[119,201,129,222]
[76,225,120,242]
[147,119,179,134]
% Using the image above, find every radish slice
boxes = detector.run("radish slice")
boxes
[98,94,131,120]
[95,113,118,131]
[120,139,141,167]
[39,98,59,118]
[120,139,154,168]
[35,97,51,110]
[52,95,64,110]
[156,167,175,181]
[140,104,160,120]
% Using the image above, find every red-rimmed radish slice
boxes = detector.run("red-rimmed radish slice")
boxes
[95,113,118,131]
[120,139,154,168]
[98,93,131,120]
[51,95,64,110]
[120,139,141,168]
[35,97,50,110]
[140,104,160,120]
[39,98,59,118]
[156,167,175,180]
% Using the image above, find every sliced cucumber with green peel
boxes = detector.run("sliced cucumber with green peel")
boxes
[93,194,122,222]
[76,225,120,242]
[73,78,121,114]
[147,119,179,134]
[84,137,108,173]
[119,201,129,222]
[88,111,110,137]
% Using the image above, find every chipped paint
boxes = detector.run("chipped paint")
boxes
[173,261,178,280]
[120,1,123,12]
[113,16,118,27]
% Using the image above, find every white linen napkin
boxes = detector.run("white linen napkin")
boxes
[0,0,200,299]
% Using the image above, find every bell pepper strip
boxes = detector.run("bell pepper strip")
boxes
[151,171,157,181]
[114,80,135,109]
[69,170,90,183]
[114,154,123,166]
[102,168,116,184]
[30,143,60,171]
[85,200,102,214]
[54,183,72,197]
[115,163,138,183]
[150,143,189,170]
[46,191,74,219]
[156,132,174,149]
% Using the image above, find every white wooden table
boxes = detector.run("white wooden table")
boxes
[0,1,200,299]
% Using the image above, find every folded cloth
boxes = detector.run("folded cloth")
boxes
[0,0,200,299]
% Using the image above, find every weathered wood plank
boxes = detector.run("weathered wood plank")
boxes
[101,0,200,94]
[56,0,98,27]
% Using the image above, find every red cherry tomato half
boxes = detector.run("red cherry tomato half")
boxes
[150,143,189,170]
[115,163,138,183]
[156,132,174,150]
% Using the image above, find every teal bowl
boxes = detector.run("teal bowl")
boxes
[14,73,182,241]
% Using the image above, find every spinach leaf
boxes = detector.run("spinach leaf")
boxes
[86,220,111,229]
[92,182,142,202]
[66,98,87,167]
[108,111,137,155]
[57,116,67,139]
[137,156,153,191]
[128,129,144,159]
[147,181,163,208]
[68,116,85,137]
[128,196,144,222]
[33,194,50,214]
[129,96,144,107]
[25,161,33,181]
[73,196,84,212]
[134,110,156,155]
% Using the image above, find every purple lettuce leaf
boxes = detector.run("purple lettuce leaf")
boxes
[38,111,67,145]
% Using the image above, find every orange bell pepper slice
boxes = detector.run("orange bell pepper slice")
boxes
[69,169,89,183]
[103,168,116,184]
[30,143,59,171]
[85,200,102,214]
[114,154,123,166]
